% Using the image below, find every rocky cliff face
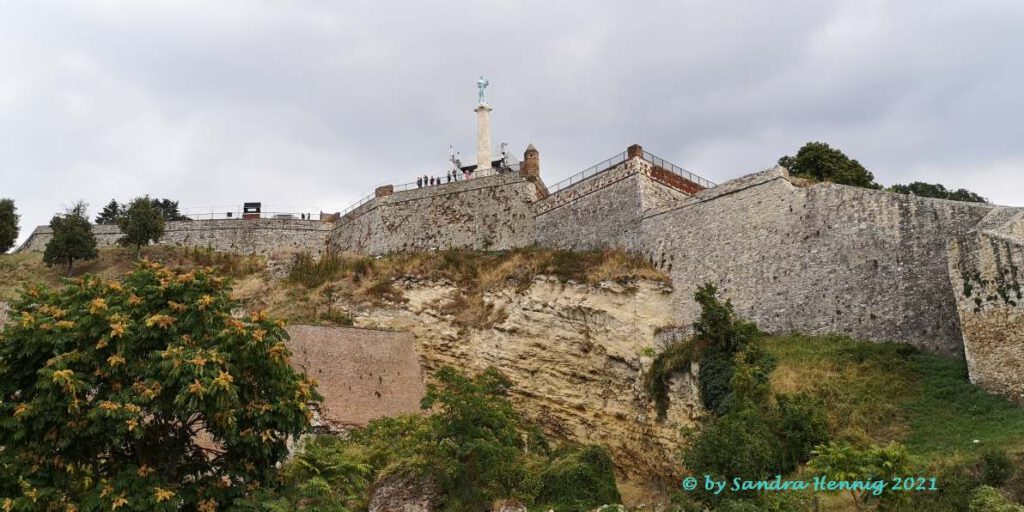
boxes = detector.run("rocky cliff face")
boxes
[342,278,701,496]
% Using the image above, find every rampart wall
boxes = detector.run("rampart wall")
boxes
[636,167,996,356]
[328,172,543,255]
[533,158,691,251]
[17,219,332,256]
[947,210,1024,402]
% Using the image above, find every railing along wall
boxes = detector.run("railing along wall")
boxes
[544,147,716,199]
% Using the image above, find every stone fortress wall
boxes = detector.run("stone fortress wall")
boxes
[13,144,1023,401]
[637,167,998,356]
[947,209,1024,402]
[18,218,332,256]
[328,171,544,255]
[533,150,692,252]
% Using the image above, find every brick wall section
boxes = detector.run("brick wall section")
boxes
[17,219,332,256]
[286,325,426,427]
[328,172,542,255]
[947,212,1024,403]
[638,167,996,356]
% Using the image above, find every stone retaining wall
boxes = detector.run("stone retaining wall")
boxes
[947,212,1024,403]
[638,167,996,356]
[328,172,543,255]
[17,219,332,256]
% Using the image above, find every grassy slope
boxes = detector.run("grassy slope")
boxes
[767,334,1024,457]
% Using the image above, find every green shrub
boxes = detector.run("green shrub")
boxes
[776,393,830,473]
[645,340,697,419]
[288,252,345,288]
[691,283,760,415]
[969,486,1024,512]
[981,448,1016,487]
[318,309,354,326]
[683,406,781,496]
[536,444,621,511]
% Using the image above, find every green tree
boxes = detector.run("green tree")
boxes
[96,199,122,225]
[889,182,988,203]
[151,198,187,222]
[808,442,914,511]
[118,196,166,258]
[42,201,98,275]
[0,262,319,510]
[0,198,19,253]
[779,142,881,189]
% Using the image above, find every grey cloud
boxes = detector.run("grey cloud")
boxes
[1,0,1022,249]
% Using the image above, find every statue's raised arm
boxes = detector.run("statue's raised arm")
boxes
[476,75,490,104]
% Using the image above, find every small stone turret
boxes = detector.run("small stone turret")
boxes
[520,144,540,178]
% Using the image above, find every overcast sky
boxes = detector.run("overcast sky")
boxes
[2,1,1023,248]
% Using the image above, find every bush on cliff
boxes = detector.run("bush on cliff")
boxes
[256,366,620,512]
[0,262,319,510]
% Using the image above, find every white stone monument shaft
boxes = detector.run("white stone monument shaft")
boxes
[475,103,493,171]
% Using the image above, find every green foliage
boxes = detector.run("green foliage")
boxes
[779,141,882,189]
[970,486,1024,512]
[273,367,620,512]
[692,283,760,415]
[96,199,122,225]
[776,393,830,472]
[287,252,346,288]
[645,340,697,420]
[0,198,19,253]
[234,436,371,512]
[0,262,319,509]
[536,444,621,511]
[43,201,98,275]
[808,441,914,509]
[684,406,782,490]
[980,448,1016,487]
[150,198,188,222]
[889,181,988,203]
[118,196,167,257]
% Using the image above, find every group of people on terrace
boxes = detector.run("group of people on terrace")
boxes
[416,169,471,188]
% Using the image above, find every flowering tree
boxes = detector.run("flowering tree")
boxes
[0,262,319,510]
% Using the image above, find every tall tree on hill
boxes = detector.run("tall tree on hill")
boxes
[778,142,882,189]
[889,182,988,203]
[118,196,165,258]
[95,199,122,224]
[43,201,97,275]
[151,198,187,221]
[0,198,19,253]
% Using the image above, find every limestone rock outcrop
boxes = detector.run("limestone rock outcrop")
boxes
[345,278,701,491]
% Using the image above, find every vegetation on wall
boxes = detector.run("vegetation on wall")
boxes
[889,181,988,203]
[779,141,882,189]
[780,142,991,205]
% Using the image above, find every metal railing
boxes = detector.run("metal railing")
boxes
[181,205,333,221]
[642,150,716,189]
[545,151,628,195]
[544,149,716,196]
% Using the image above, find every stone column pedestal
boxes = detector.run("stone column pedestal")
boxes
[475,103,493,170]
